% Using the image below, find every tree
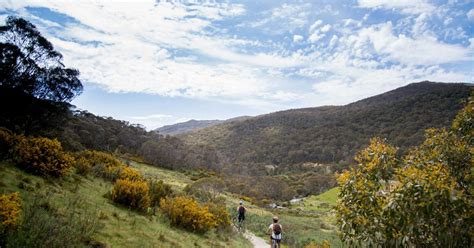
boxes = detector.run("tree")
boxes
[336,96,474,247]
[0,16,82,102]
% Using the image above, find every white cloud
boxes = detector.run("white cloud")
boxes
[467,9,474,20]
[308,32,325,43]
[2,0,304,105]
[357,0,436,14]
[307,21,330,43]
[320,24,331,33]
[129,114,173,120]
[355,22,471,65]
[293,35,304,43]
[248,3,311,33]
[309,20,323,33]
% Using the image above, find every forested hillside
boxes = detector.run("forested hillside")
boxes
[181,82,472,166]
[155,116,251,135]
[156,119,224,135]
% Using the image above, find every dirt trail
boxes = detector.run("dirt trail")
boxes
[244,231,268,248]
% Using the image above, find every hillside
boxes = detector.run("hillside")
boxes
[0,157,342,247]
[155,116,251,135]
[0,160,252,248]
[156,120,224,135]
[181,82,472,166]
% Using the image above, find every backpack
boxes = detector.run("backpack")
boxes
[273,224,281,236]
[238,206,245,214]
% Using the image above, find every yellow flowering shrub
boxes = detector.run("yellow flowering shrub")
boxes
[117,166,142,181]
[204,202,230,229]
[336,99,474,247]
[160,196,218,233]
[75,150,133,181]
[12,136,73,177]
[0,192,22,229]
[75,150,123,168]
[111,179,150,211]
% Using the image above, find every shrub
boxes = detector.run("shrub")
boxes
[160,196,217,233]
[118,166,142,181]
[74,150,123,179]
[111,179,150,211]
[75,150,123,168]
[73,156,92,175]
[11,136,73,177]
[75,150,137,181]
[185,177,226,202]
[0,128,14,159]
[0,192,22,229]
[204,202,230,230]
[148,180,173,207]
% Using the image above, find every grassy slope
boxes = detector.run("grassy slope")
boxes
[0,160,343,247]
[300,187,339,212]
[0,161,251,248]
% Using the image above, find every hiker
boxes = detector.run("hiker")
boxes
[268,216,282,248]
[237,200,246,224]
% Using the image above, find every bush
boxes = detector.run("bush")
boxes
[11,136,73,177]
[73,157,92,175]
[111,179,150,211]
[118,166,142,181]
[0,192,22,229]
[74,150,123,179]
[74,150,142,182]
[160,196,217,233]
[184,177,226,202]
[148,180,173,207]
[0,128,14,159]
[204,202,230,230]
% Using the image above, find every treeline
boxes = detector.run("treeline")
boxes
[182,82,472,167]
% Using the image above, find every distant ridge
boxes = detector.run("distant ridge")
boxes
[181,81,473,166]
[155,116,250,135]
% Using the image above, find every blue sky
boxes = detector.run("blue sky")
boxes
[1,0,473,129]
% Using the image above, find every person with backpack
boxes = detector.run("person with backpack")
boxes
[268,216,282,248]
[237,200,246,224]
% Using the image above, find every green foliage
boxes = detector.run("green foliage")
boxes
[0,16,83,102]
[184,177,226,202]
[336,100,474,247]
[11,136,73,177]
[148,179,173,207]
[111,179,151,212]
[160,196,225,233]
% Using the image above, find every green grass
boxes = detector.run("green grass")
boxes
[297,187,339,212]
[0,161,251,248]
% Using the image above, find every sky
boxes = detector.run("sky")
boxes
[1,0,473,130]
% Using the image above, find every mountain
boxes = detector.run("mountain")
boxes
[155,116,251,135]
[180,81,472,167]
